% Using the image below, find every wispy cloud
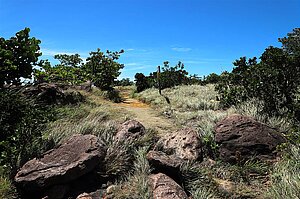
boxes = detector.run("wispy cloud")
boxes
[125,48,135,51]
[122,66,150,71]
[125,62,139,66]
[171,47,192,52]
[41,48,88,57]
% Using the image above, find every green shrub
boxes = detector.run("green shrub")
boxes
[135,73,151,93]
[216,29,300,122]
[0,89,56,174]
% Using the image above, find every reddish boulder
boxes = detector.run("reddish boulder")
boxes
[147,151,183,183]
[149,173,188,199]
[215,114,286,163]
[15,134,106,194]
[155,128,202,161]
[114,120,146,142]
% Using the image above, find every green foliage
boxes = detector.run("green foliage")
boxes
[159,61,189,89]
[203,73,221,84]
[101,89,122,103]
[279,27,300,56]
[34,49,125,89]
[135,73,151,93]
[216,28,300,120]
[34,54,87,84]
[54,53,83,68]
[0,89,56,174]
[114,78,134,86]
[0,174,16,199]
[134,61,190,93]
[84,48,124,90]
[0,27,41,86]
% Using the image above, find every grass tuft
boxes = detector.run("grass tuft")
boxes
[266,144,300,199]
[108,147,152,199]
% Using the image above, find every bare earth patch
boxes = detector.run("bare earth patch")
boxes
[117,89,178,135]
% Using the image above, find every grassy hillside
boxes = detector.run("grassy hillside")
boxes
[1,85,299,198]
[137,84,300,199]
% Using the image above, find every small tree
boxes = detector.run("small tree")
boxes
[84,48,124,90]
[159,61,189,89]
[0,28,41,86]
[135,73,150,92]
[204,73,221,84]
[34,54,87,85]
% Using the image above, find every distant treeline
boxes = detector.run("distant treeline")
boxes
[134,61,221,92]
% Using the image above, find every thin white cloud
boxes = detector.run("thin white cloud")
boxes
[171,47,192,52]
[41,48,88,57]
[122,65,152,71]
[125,48,135,51]
[125,62,139,66]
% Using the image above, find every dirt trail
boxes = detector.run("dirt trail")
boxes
[115,88,177,135]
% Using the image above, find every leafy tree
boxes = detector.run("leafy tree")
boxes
[279,28,300,55]
[216,28,300,120]
[159,61,189,89]
[84,48,124,90]
[203,73,221,84]
[34,54,87,85]
[54,53,83,68]
[0,28,41,86]
[187,74,203,85]
[135,73,150,92]
[114,78,134,86]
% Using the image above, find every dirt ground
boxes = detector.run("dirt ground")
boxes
[115,87,178,135]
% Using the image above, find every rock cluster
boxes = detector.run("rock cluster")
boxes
[14,115,286,198]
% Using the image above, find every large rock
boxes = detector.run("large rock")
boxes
[149,173,188,199]
[22,83,84,105]
[114,120,146,142]
[215,114,286,163]
[147,151,183,171]
[15,134,106,193]
[147,151,183,183]
[154,128,202,161]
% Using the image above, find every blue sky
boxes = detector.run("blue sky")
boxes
[1,0,299,79]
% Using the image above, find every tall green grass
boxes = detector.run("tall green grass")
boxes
[107,147,152,199]
[137,84,297,198]
[266,145,300,199]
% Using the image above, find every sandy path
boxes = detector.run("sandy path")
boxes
[116,88,177,135]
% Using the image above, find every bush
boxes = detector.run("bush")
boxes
[0,28,41,86]
[135,73,151,93]
[0,88,56,175]
[216,29,300,121]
